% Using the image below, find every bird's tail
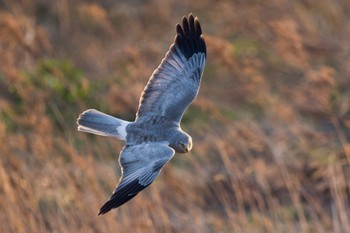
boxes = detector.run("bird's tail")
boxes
[77,109,129,141]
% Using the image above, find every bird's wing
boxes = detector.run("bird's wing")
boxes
[98,142,175,215]
[136,14,206,123]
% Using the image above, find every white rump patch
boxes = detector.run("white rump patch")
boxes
[116,120,128,140]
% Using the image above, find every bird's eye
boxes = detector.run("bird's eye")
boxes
[179,142,185,149]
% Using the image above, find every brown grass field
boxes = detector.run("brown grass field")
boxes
[1,0,350,232]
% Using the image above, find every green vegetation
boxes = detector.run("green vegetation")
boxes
[26,59,90,103]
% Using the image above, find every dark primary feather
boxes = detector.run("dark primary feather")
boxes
[136,13,206,122]
[175,15,206,59]
[98,179,148,215]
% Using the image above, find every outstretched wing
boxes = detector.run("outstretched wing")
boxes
[136,14,206,123]
[98,142,175,215]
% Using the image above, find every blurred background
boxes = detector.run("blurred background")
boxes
[1,0,350,232]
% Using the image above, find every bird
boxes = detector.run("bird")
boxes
[77,13,206,215]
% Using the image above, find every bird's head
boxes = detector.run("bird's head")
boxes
[178,139,193,153]
[169,129,193,153]
[176,133,193,153]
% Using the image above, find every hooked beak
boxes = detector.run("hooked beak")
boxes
[186,141,192,153]
[185,144,192,153]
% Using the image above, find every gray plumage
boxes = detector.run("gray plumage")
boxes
[77,13,206,215]
[77,109,129,140]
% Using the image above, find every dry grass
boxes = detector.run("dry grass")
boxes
[0,0,350,232]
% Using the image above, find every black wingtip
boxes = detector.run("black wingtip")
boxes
[174,13,206,60]
[188,13,194,22]
[97,207,109,216]
[177,14,204,38]
[176,23,183,36]
[98,199,115,215]
[194,17,202,36]
[182,16,190,37]
[97,179,149,215]
[98,202,111,215]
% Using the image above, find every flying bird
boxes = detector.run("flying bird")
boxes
[77,14,206,215]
